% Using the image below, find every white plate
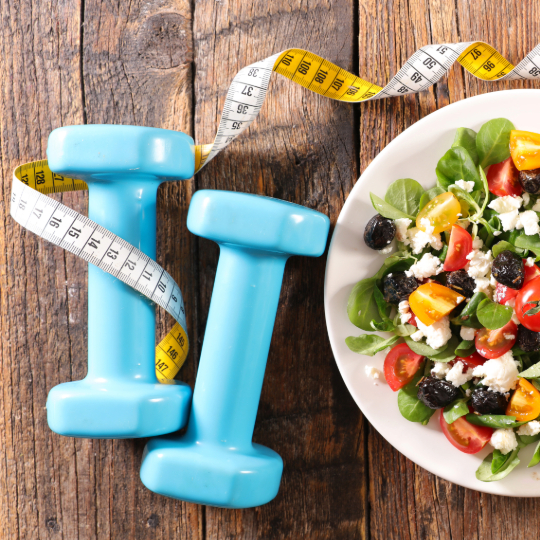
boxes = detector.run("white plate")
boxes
[324,89,540,496]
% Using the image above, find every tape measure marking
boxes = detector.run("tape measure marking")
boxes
[10,162,188,383]
[193,41,540,171]
[11,40,540,382]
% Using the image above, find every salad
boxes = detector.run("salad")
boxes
[347,119,540,482]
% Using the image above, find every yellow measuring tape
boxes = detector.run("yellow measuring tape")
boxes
[12,40,540,382]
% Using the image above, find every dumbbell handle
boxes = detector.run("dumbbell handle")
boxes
[185,245,287,448]
[87,178,159,382]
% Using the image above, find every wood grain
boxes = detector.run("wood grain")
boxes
[2,0,540,538]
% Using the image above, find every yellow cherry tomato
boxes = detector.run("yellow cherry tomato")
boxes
[409,282,465,326]
[416,192,461,234]
[509,130,540,171]
[506,378,540,422]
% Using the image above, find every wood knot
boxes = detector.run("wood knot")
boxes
[45,517,60,532]
[146,513,160,528]
[133,12,192,69]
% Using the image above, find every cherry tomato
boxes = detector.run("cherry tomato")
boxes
[510,130,540,171]
[416,192,461,234]
[475,320,518,359]
[408,313,418,327]
[456,351,486,369]
[443,225,473,272]
[486,156,522,197]
[409,282,466,326]
[439,410,493,454]
[494,260,540,305]
[383,343,424,392]
[506,378,540,422]
[515,276,540,331]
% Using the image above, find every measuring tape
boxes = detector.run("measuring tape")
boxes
[11,40,540,382]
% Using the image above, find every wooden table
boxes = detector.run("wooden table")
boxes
[2,1,540,538]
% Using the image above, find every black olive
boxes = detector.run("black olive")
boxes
[364,214,396,250]
[382,272,418,304]
[517,326,540,352]
[417,376,460,409]
[491,250,525,290]
[519,168,540,194]
[446,270,476,298]
[470,387,509,415]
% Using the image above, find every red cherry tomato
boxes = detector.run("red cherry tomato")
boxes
[443,225,473,272]
[494,260,540,305]
[475,320,518,359]
[486,156,522,197]
[515,276,540,331]
[439,410,493,454]
[383,343,424,392]
[494,283,518,305]
[408,313,418,327]
[456,351,486,369]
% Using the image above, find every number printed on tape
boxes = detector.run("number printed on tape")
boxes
[10,40,540,381]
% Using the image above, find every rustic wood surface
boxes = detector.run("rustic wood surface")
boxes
[1,0,540,538]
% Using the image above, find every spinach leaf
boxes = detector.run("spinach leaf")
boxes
[404,336,447,357]
[375,253,415,282]
[397,368,435,423]
[436,169,453,190]
[452,127,479,166]
[519,360,540,379]
[491,449,515,475]
[476,298,513,330]
[392,313,418,336]
[370,285,395,332]
[529,441,540,468]
[476,448,521,482]
[385,178,424,217]
[428,335,459,363]
[443,398,469,424]
[370,193,414,220]
[436,146,482,190]
[345,334,400,356]
[347,277,380,331]
[518,433,540,447]
[515,233,540,260]
[476,118,515,168]
[466,413,526,429]
[451,292,487,328]
[492,240,522,259]
[455,340,476,358]
[419,186,445,211]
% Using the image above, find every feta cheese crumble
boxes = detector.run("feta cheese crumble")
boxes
[415,316,452,349]
[454,179,475,193]
[460,326,476,341]
[466,248,493,279]
[526,257,536,267]
[365,365,384,385]
[523,192,531,206]
[517,421,540,436]
[431,362,451,379]
[532,199,540,212]
[410,330,424,342]
[379,244,393,255]
[490,428,518,455]
[472,351,520,393]
[488,195,523,232]
[404,225,443,254]
[398,300,411,324]
[394,218,412,242]
[446,361,474,387]
[405,252,444,280]
[516,210,540,236]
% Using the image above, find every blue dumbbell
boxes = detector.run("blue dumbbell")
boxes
[140,190,330,508]
[45,125,194,438]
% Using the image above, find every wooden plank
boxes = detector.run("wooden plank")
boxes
[360,1,540,539]
[193,1,365,538]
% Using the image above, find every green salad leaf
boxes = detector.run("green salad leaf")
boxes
[476,298,513,330]
[515,233,540,261]
[428,335,459,363]
[385,178,424,217]
[519,360,540,379]
[529,441,540,468]
[455,340,476,358]
[370,285,396,332]
[443,398,469,424]
[419,186,445,211]
[476,448,521,482]
[466,414,526,429]
[476,118,515,168]
[370,193,414,220]
[397,368,435,423]
[347,277,381,331]
[404,336,447,357]
[436,146,482,190]
[451,292,487,328]
[452,127,479,166]
[345,334,400,356]
[491,449,516,475]
[492,240,523,258]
